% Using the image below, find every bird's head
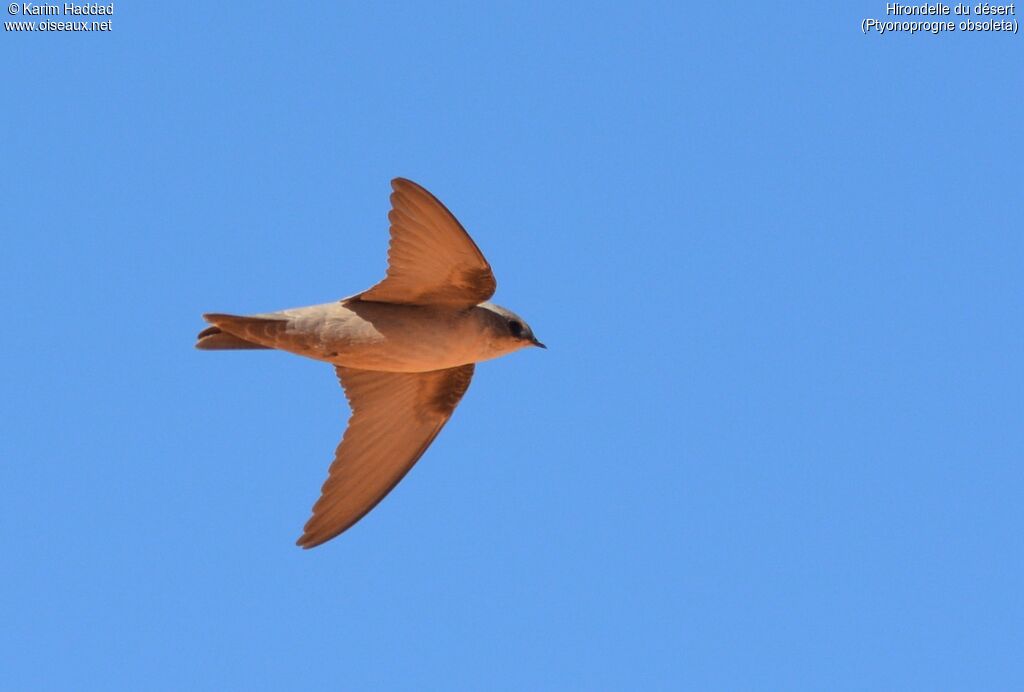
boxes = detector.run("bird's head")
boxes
[478,302,545,353]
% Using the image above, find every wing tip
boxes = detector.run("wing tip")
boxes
[296,524,332,549]
[295,527,343,550]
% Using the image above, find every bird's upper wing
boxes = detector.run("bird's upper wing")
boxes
[357,178,497,308]
[296,363,475,548]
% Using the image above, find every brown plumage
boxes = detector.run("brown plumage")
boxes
[196,178,543,548]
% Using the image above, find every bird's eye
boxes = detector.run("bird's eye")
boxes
[508,320,524,338]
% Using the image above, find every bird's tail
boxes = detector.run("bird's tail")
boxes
[194,313,281,350]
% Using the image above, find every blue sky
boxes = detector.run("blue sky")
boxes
[3,3,1022,690]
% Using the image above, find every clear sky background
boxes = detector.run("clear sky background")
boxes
[3,3,1022,690]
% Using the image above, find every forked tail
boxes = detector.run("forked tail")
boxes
[194,313,280,350]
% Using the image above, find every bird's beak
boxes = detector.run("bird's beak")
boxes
[531,337,547,349]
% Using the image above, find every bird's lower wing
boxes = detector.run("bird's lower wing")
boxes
[296,363,475,548]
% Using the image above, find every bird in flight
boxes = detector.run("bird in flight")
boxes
[196,178,544,548]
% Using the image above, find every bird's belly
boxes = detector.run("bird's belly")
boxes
[327,331,480,372]
[276,301,487,373]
